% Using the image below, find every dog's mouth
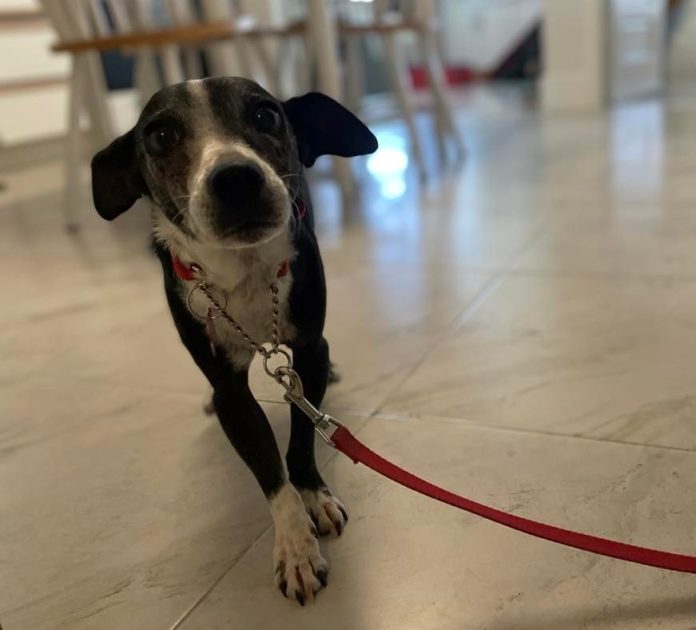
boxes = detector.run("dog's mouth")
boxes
[210,210,289,247]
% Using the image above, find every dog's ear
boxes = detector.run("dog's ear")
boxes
[283,92,378,167]
[91,129,147,221]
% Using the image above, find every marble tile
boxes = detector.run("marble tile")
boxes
[251,265,493,411]
[311,160,546,274]
[0,161,65,207]
[380,273,696,450]
[516,208,696,278]
[177,415,696,630]
[0,379,366,630]
[0,192,160,329]
[0,276,206,393]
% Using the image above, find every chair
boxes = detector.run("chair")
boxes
[338,0,464,178]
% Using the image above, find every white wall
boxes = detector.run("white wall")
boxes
[440,0,541,70]
[542,0,608,112]
[0,0,69,146]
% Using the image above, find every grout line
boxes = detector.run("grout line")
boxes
[367,408,696,455]
[372,223,548,416]
[168,525,273,630]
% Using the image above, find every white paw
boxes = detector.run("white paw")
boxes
[300,487,349,538]
[271,484,329,605]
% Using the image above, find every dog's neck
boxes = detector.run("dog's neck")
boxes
[152,207,295,293]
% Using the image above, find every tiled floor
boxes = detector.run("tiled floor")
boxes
[3,85,696,629]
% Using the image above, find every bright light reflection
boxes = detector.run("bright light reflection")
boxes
[366,131,409,200]
[381,178,406,199]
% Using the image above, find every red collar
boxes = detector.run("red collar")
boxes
[171,254,291,281]
[171,254,197,281]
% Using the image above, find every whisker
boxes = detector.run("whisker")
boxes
[170,194,193,203]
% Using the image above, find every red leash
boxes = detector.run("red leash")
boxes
[167,192,696,576]
[330,425,696,574]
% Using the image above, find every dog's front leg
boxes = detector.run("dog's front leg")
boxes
[287,338,349,538]
[213,374,328,605]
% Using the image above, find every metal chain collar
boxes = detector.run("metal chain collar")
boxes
[185,264,290,379]
[183,264,342,444]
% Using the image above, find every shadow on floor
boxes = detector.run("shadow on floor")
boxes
[490,594,696,630]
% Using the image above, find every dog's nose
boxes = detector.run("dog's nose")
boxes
[208,162,265,207]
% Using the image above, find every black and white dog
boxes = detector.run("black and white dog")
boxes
[91,77,377,605]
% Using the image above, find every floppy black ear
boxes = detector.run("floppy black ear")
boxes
[283,92,378,167]
[91,129,147,221]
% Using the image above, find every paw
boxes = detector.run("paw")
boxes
[271,484,329,605]
[300,487,348,538]
[273,514,328,605]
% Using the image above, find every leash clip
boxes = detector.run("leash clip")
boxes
[276,367,342,446]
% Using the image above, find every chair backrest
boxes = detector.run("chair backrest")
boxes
[42,0,309,118]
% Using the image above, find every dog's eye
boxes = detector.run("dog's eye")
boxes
[144,122,180,155]
[254,106,281,133]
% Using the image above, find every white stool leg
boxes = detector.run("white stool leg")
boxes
[344,33,364,114]
[383,32,426,180]
[83,52,114,148]
[419,30,464,160]
[249,37,280,95]
[64,57,85,232]
[306,0,354,199]
[135,51,161,107]
[299,34,314,94]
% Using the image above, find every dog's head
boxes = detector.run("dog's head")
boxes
[91,77,377,248]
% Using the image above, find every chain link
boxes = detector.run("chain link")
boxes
[195,281,280,360]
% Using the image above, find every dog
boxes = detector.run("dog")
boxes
[91,77,377,605]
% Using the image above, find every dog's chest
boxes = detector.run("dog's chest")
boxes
[173,239,297,369]
[186,271,295,368]
[186,264,296,368]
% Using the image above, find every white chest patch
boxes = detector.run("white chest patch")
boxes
[154,212,297,369]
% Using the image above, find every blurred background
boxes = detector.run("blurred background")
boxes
[2,0,691,211]
[5,2,696,629]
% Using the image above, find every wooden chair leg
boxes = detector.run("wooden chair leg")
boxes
[383,32,426,180]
